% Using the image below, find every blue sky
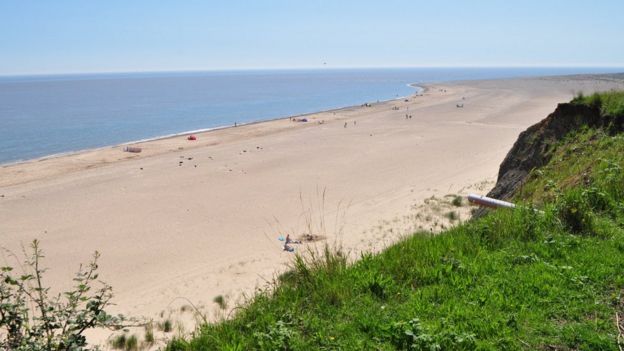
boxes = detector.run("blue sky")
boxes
[1,0,623,75]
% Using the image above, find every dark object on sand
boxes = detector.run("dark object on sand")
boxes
[187,135,197,141]
[300,233,326,242]
[124,146,142,153]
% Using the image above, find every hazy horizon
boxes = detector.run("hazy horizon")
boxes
[2,1,624,75]
[2,65,624,79]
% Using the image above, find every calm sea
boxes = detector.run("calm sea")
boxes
[0,67,622,164]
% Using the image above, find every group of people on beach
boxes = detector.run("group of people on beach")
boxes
[283,234,302,252]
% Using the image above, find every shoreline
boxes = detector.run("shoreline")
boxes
[3,70,620,168]
[0,85,424,169]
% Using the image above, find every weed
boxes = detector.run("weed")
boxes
[390,318,476,350]
[111,334,138,351]
[445,210,459,221]
[145,322,155,344]
[111,334,127,349]
[213,295,227,310]
[556,189,595,234]
[125,335,138,351]
[159,319,173,333]
[253,320,295,350]
[452,195,463,207]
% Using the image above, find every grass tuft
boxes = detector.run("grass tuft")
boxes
[111,333,138,351]
[158,319,173,333]
[213,295,228,310]
[145,322,155,344]
[452,195,463,207]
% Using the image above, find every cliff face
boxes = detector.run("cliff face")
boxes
[486,102,624,201]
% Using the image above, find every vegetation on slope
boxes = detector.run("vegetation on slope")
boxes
[572,90,624,117]
[167,92,624,350]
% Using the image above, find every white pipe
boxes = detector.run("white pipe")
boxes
[467,193,515,209]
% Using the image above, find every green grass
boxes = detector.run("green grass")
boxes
[517,129,624,207]
[111,334,139,351]
[572,90,624,117]
[166,97,624,351]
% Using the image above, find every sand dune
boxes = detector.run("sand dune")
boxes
[1,75,623,342]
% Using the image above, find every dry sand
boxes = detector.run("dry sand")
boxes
[1,74,623,345]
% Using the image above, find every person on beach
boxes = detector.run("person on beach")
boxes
[285,234,301,244]
[283,235,297,252]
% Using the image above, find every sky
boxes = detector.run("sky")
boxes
[1,0,623,75]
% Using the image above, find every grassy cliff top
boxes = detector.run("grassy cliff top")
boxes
[571,90,624,117]
[166,93,624,351]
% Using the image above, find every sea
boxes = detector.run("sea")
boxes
[1,67,622,165]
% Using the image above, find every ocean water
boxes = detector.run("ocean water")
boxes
[0,67,622,165]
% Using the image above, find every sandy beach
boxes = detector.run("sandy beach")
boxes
[1,74,623,342]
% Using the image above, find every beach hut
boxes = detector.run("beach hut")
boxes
[123,146,142,153]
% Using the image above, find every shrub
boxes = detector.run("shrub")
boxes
[0,240,124,351]
[213,295,227,310]
[390,318,436,350]
[253,320,295,350]
[571,91,585,104]
[389,318,476,351]
[556,189,595,235]
[587,93,602,110]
